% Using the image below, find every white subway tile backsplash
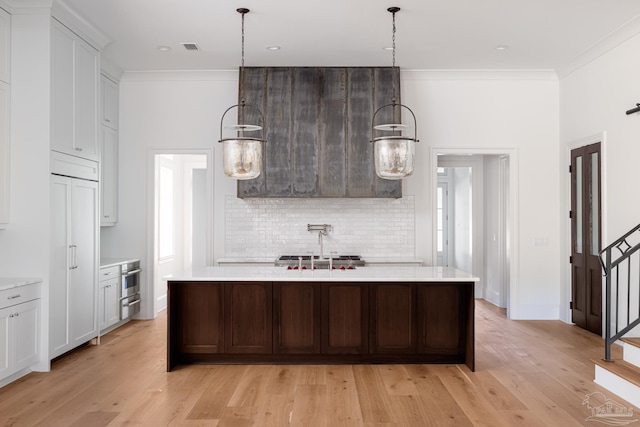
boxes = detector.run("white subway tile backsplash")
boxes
[225,196,415,260]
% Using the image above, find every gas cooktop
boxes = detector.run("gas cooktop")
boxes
[275,255,365,269]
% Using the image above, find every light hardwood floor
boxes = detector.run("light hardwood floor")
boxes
[0,300,636,426]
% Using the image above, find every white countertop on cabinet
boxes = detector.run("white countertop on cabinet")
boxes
[165,266,478,283]
[100,258,140,268]
[0,277,42,292]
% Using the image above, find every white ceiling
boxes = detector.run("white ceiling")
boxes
[54,0,640,75]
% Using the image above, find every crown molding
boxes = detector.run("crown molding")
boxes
[51,0,110,50]
[120,70,238,83]
[1,0,52,14]
[401,69,558,81]
[557,13,640,79]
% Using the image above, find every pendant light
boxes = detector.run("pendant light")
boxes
[371,7,419,180]
[218,8,265,180]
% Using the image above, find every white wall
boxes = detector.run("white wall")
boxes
[560,32,640,326]
[404,72,560,319]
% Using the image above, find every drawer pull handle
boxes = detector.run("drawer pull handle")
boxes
[7,294,20,300]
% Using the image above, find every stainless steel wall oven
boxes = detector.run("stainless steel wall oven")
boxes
[121,260,141,319]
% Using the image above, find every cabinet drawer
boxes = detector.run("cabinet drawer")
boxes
[0,283,41,310]
[99,265,120,282]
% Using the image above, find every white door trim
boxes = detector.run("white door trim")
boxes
[146,148,214,318]
[430,147,519,319]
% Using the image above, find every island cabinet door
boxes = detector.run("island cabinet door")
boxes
[224,282,273,354]
[273,283,321,354]
[417,283,468,356]
[370,283,417,354]
[170,282,224,355]
[321,283,369,354]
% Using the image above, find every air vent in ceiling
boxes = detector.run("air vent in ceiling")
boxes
[181,43,199,51]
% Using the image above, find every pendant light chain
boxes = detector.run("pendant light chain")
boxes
[389,7,399,106]
[241,10,245,68]
[392,10,396,69]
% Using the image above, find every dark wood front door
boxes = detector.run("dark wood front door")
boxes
[570,142,602,335]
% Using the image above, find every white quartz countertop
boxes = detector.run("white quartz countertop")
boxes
[216,257,424,265]
[100,258,140,268]
[0,277,42,292]
[165,266,478,283]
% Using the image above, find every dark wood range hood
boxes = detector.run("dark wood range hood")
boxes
[237,67,402,199]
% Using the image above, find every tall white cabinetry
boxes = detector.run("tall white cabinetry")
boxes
[51,19,99,161]
[0,7,10,228]
[50,156,99,360]
[100,75,118,226]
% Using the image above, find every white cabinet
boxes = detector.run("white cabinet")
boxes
[0,7,9,84]
[0,7,9,228]
[101,75,118,130]
[100,126,118,226]
[51,19,99,161]
[0,80,9,228]
[99,265,120,331]
[0,283,41,383]
[50,171,99,360]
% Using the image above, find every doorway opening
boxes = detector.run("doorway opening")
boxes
[433,149,516,317]
[150,152,212,315]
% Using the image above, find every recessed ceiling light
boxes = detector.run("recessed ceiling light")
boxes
[266,45,281,51]
[495,45,509,51]
[383,46,393,51]
[157,45,171,52]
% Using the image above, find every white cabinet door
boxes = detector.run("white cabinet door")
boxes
[12,300,39,372]
[50,174,98,359]
[0,80,9,228]
[0,7,10,84]
[50,20,99,161]
[101,75,118,130]
[74,39,99,157]
[100,126,118,226]
[50,175,72,357]
[50,23,74,157]
[99,277,120,331]
[0,306,10,378]
[69,178,98,346]
[0,299,39,379]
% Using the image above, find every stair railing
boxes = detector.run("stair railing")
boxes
[599,223,640,361]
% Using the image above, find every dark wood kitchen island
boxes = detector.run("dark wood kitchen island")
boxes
[167,266,478,371]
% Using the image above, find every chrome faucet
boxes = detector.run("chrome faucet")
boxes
[307,224,332,259]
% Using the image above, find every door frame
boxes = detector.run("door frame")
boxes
[564,132,608,329]
[146,148,214,318]
[430,147,519,318]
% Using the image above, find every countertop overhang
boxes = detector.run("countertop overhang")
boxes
[0,277,42,292]
[165,266,478,283]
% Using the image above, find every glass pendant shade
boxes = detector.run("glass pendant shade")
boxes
[222,138,262,179]
[219,103,265,180]
[374,136,415,179]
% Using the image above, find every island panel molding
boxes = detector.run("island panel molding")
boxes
[167,267,475,371]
